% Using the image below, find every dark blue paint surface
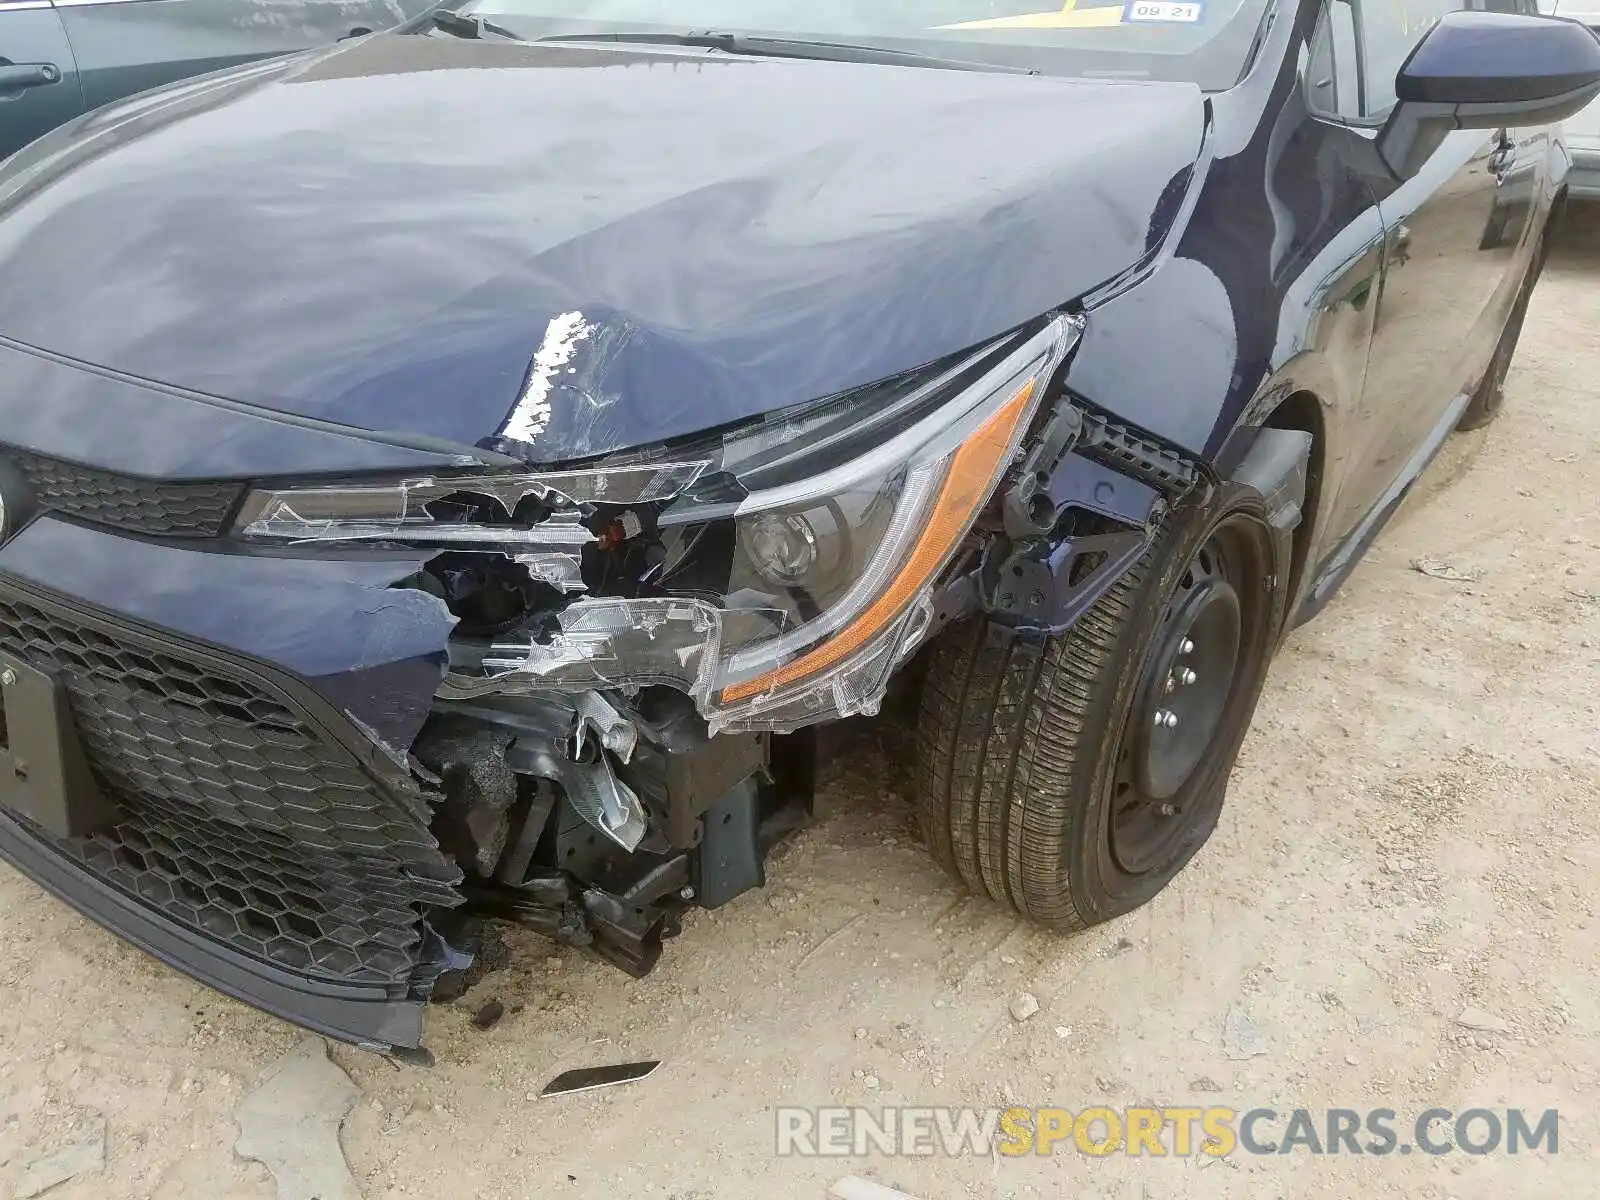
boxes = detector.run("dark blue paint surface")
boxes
[1398,10,1600,104]
[0,339,487,478]
[0,518,450,751]
[0,36,1203,462]
[0,2,1584,711]
[0,0,1587,1051]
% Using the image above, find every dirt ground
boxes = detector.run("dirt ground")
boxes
[0,217,1598,1200]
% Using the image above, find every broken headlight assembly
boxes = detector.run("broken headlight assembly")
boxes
[236,313,1082,733]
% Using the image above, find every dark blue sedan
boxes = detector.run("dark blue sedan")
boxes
[0,0,1591,1052]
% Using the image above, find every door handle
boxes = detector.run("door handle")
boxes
[0,63,62,91]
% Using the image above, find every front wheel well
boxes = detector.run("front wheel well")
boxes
[1258,390,1326,608]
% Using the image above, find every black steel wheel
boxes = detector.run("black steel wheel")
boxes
[914,495,1282,931]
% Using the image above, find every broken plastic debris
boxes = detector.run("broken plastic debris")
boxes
[539,1060,661,1097]
[236,463,709,547]
[441,598,735,701]
[506,736,648,852]
[512,551,587,594]
[243,502,594,550]
[570,752,648,850]
[526,461,710,506]
[471,1000,506,1031]
[1410,557,1484,583]
[830,1178,924,1200]
[572,691,637,764]
[436,587,924,737]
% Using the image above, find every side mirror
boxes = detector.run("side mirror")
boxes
[1378,10,1600,177]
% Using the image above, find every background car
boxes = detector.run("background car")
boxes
[0,0,438,160]
[1550,0,1600,198]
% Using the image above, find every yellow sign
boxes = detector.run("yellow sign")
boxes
[940,0,1129,30]
[998,1106,1238,1156]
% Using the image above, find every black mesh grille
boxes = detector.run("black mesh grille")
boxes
[0,585,461,989]
[56,794,429,983]
[11,451,243,537]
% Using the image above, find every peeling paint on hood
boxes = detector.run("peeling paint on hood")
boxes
[503,311,596,446]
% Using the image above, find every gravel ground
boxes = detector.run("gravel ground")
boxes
[0,216,1597,1200]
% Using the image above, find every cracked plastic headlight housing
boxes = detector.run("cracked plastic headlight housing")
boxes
[237,314,1081,734]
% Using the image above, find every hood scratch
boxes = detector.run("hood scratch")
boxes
[504,311,595,444]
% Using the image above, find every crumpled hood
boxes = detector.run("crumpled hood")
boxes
[0,34,1205,465]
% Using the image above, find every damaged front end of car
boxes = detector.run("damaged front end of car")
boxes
[0,310,1225,1054]
[260,306,1244,1045]
[235,316,1092,996]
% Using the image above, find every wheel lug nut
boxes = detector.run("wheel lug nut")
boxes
[1179,668,1197,686]
[1179,638,1195,655]
[1154,709,1178,729]
[1158,803,1177,816]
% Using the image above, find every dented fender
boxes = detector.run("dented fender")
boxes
[969,415,1307,639]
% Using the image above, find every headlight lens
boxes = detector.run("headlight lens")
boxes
[237,313,1082,732]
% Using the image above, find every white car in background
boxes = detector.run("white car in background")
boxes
[1552,0,1600,197]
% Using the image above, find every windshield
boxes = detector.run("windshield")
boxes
[443,0,1277,90]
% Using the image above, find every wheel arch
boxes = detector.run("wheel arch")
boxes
[1217,383,1332,627]
[1257,389,1327,615]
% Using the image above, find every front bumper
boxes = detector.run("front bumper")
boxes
[0,791,432,1049]
[0,536,462,1049]
[0,337,818,1051]
[0,328,1179,1050]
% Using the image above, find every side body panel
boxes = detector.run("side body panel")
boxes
[1341,129,1538,526]
[1068,0,1562,621]
[1066,0,1390,608]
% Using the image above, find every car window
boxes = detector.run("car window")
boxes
[1354,0,1542,118]
[1354,0,1461,118]
[450,0,1278,89]
[1306,0,1361,119]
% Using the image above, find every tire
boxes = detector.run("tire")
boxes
[1457,233,1545,432]
[913,495,1281,932]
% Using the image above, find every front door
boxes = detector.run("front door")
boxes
[1323,0,1541,552]
[0,0,84,161]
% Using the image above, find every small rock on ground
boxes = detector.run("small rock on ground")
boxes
[1221,1007,1268,1060]
[1455,1005,1511,1034]
[1009,992,1040,1022]
[15,1119,105,1199]
[471,999,506,1030]
[234,1037,362,1200]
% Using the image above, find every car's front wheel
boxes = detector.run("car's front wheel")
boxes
[913,496,1281,931]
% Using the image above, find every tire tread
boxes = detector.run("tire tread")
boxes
[915,543,1159,932]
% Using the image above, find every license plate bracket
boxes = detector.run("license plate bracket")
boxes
[0,654,117,838]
